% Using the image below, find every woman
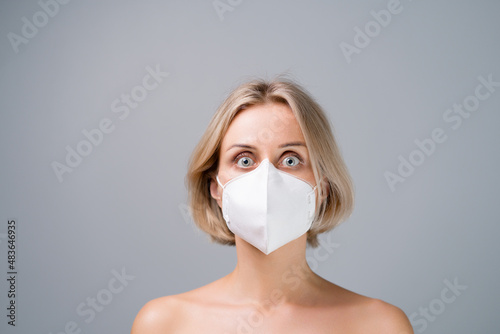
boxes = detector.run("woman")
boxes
[131,78,414,333]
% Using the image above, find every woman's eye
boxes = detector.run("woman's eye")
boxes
[236,156,254,168]
[282,155,301,167]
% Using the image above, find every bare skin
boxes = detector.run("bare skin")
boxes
[131,103,414,333]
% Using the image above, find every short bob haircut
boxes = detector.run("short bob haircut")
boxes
[186,78,354,248]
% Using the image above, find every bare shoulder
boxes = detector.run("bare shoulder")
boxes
[130,280,220,334]
[323,283,414,333]
[130,295,183,334]
[359,298,414,333]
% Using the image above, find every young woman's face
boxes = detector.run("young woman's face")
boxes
[210,102,317,207]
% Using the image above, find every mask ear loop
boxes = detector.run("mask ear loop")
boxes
[309,178,328,230]
[216,175,230,223]
[307,184,317,220]
[216,175,225,189]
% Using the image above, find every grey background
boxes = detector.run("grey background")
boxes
[0,0,499,333]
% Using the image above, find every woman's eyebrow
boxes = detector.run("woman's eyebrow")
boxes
[226,142,306,152]
[226,144,255,152]
[279,142,306,148]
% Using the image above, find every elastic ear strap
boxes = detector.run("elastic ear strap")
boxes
[309,184,318,196]
[216,175,224,189]
[307,190,316,219]
[216,175,229,221]
[306,184,318,220]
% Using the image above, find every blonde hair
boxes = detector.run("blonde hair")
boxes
[186,78,354,247]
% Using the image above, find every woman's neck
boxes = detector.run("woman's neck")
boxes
[223,235,322,307]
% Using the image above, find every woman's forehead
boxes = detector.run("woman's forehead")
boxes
[221,103,305,150]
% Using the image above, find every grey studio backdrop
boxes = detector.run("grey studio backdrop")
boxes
[0,0,498,333]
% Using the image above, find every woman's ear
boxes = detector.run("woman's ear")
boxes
[318,177,331,202]
[209,176,222,208]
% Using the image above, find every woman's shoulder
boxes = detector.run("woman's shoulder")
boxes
[353,296,413,333]
[323,282,413,333]
[130,283,216,334]
[130,295,181,333]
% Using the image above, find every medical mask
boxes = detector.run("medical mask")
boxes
[216,158,316,255]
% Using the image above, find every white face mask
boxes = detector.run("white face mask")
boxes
[216,158,317,255]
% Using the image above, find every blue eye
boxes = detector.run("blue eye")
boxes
[282,155,300,167]
[237,156,254,168]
